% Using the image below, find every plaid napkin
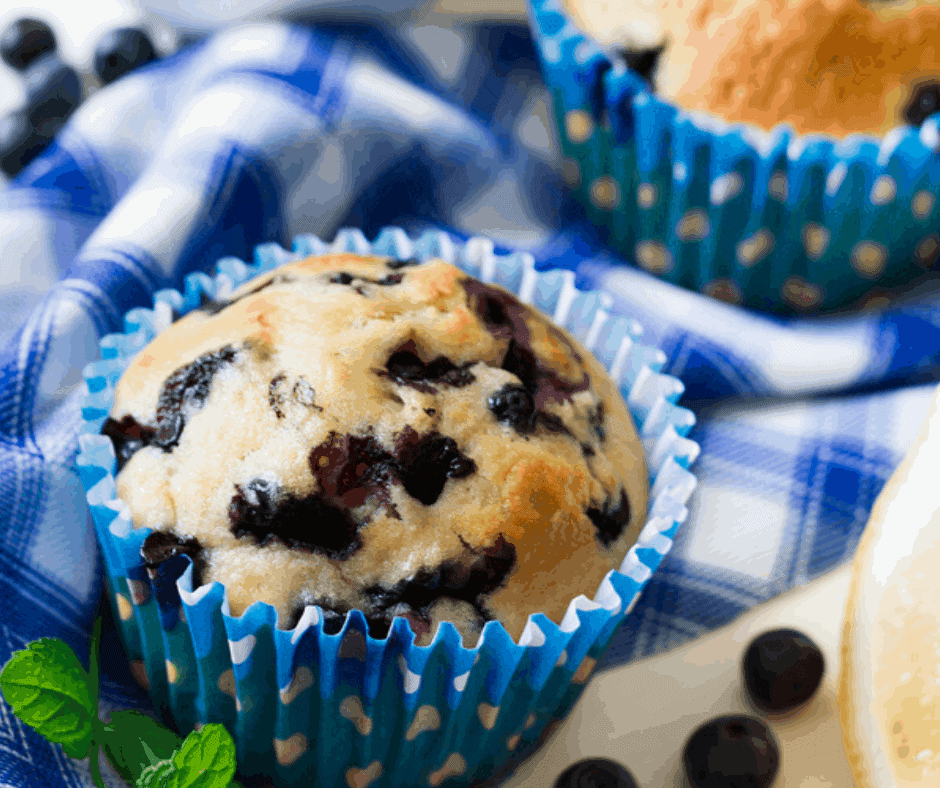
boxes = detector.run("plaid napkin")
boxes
[0,17,937,788]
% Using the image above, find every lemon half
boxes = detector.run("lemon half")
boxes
[842,387,940,786]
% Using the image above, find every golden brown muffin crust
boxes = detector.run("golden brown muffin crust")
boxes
[106,253,648,644]
[565,0,940,136]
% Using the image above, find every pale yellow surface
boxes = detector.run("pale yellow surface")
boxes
[841,387,940,788]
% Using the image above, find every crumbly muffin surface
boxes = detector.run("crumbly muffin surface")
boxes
[105,253,648,644]
[565,0,940,137]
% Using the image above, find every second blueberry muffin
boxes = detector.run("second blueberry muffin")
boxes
[565,0,940,137]
[102,252,649,646]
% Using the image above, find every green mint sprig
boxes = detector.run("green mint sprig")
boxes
[0,616,240,788]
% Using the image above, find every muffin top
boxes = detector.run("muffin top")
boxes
[104,253,648,645]
[565,0,940,137]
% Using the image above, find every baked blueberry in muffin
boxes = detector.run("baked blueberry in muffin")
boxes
[103,253,648,645]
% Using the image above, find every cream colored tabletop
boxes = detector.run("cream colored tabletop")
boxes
[507,565,855,788]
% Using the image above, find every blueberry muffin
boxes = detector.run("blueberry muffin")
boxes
[102,253,648,646]
[565,0,940,136]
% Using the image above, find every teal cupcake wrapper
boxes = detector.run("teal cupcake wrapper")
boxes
[76,227,699,788]
[528,0,940,314]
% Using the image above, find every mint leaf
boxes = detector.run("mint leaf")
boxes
[136,759,176,788]
[100,710,183,783]
[168,724,236,788]
[0,638,95,758]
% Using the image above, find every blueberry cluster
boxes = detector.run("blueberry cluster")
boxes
[552,628,825,788]
[0,17,169,177]
[296,536,517,639]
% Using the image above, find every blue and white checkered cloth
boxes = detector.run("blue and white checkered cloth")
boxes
[0,18,938,787]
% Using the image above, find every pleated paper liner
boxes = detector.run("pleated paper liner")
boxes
[527,0,940,315]
[76,227,700,788]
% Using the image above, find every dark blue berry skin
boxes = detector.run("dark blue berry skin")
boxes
[94,27,158,85]
[0,127,51,176]
[904,82,940,127]
[488,384,536,433]
[386,257,421,270]
[0,111,31,176]
[175,31,208,51]
[0,53,82,177]
[683,716,779,788]
[0,19,80,176]
[0,18,55,70]
[24,55,82,135]
[141,530,201,569]
[743,628,825,714]
[618,45,663,85]
[554,758,638,788]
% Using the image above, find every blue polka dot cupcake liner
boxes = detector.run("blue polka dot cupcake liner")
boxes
[75,227,699,788]
[528,0,940,315]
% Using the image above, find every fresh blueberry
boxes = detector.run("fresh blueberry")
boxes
[554,758,638,788]
[0,110,35,177]
[175,31,207,51]
[1,60,80,177]
[1,18,55,70]
[24,56,82,137]
[94,27,158,85]
[683,716,779,788]
[743,628,825,714]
